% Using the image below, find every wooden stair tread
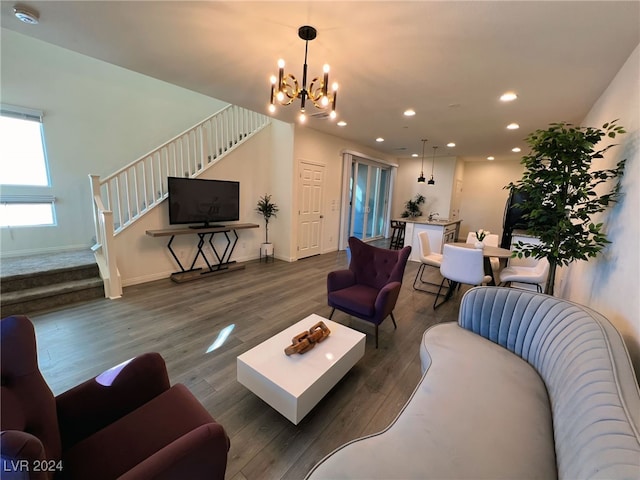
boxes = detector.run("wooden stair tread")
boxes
[1,278,104,305]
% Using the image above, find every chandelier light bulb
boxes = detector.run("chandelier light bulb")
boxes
[278,59,285,68]
[268,104,276,113]
[323,64,330,73]
[299,112,306,123]
[276,91,284,102]
[329,110,337,120]
[270,75,277,84]
[321,96,329,107]
[332,82,339,92]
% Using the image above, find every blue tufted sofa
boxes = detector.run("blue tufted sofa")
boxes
[307,286,640,479]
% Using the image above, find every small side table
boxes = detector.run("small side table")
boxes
[259,247,275,263]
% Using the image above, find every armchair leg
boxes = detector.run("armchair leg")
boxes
[390,312,397,329]
[375,325,378,349]
[329,308,335,319]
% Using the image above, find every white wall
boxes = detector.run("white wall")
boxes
[458,160,525,240]
[392,155,457,220]
[0,29,227,256]
[119,126,279,285]
[558,43,640,372]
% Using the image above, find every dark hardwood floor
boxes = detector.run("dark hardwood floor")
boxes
[27,245,463,479]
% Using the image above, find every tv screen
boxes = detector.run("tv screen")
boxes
[168,177,239,228]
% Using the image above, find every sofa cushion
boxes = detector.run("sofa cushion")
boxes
[328,285,378,317]
[307,322,557,479]
[62,384,220,480]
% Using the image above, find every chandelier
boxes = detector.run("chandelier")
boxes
[269,25,338,123]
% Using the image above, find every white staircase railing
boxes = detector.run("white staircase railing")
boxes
[89,104,271,297]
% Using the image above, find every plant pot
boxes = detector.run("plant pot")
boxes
[474,241,485,249]
[261,242,274,256]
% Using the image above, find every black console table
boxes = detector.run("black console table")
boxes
[146,223,259,283]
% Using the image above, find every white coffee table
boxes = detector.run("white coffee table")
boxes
[237,314,366,424]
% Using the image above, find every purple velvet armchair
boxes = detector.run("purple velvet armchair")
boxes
[327,237,411,348]
[0,315,229,480]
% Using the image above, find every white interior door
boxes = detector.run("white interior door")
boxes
[297,160,325,259]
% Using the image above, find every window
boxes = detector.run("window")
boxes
[0,104,55,227]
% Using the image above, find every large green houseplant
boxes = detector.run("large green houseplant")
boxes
[506,120,626,295]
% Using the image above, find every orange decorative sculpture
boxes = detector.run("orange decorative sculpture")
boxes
[284,321,331,355]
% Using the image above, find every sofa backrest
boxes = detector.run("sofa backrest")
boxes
[1,315,62,466]
[459,287,640,479]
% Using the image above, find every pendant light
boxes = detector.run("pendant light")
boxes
[417,139,427,183]
[428,146,437,185]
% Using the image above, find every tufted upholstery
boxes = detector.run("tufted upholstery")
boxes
[460,287,640,479]
[307,287,640,479]
[327,237,411,347]
[1,315,61,479]
[1,315,230,480]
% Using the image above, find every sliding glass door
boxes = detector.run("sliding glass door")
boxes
[348,158,391,241]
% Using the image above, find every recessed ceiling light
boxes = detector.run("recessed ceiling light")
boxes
[337,121,347,127]
[500,92,518,102]
[411,153,419,157]
[506,123,520,130]
[403,109,416,117]
[446,142,456,148]
[376,137,384,142]
[512,147,521,153]
[14,6,39,24]
[487,156,495,161]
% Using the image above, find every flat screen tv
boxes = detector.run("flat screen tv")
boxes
[168,177,239,228]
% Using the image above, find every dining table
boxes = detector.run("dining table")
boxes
[449,242,513,286]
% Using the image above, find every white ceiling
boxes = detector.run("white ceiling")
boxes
[2,1,639,162]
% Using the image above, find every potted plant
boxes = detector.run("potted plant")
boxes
[506,120,626,295]
[401,194,425,218]
[256,194,279,256]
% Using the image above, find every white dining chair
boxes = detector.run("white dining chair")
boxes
[413,231,443,294]
[433,244,492,309]
[466,232,500,277]
[499,256,550,293]
[466,231,499,247]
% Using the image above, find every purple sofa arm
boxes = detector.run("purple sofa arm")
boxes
[327,269,356,293]
[56,352,171,449]
[0,430,50,480]
[118,423,230,480]
[374,281,402,320]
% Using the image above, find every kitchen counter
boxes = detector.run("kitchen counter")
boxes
[395,217,461,227]
[396,218,462,260]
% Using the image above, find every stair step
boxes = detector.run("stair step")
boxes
[1,264,100,293]
[1,278,105,316]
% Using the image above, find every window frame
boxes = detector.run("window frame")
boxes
[0,103,56,228]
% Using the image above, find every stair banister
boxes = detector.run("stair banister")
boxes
[89,104,270,297]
